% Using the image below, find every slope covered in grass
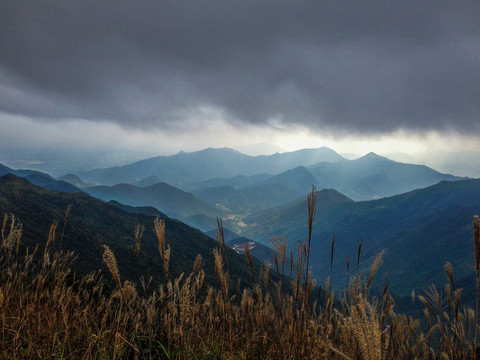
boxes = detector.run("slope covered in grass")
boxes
[0,183,478,359]
[0,174,254,287]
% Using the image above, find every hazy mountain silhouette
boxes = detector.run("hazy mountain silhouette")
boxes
[0,163,82,193]
[132,176,163,187]
[75,147,345,187]
[258,166,319,195]
[189,154,462,202]
[74,148,462,203]
[307,152,461,200]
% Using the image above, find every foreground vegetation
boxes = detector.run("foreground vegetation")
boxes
[1,191,480,359]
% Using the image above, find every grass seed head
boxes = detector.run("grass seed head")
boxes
[102,244,121,288]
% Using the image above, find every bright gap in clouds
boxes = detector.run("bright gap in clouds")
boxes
[1,111,480,177]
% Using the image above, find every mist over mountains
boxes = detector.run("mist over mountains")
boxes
[75,146,461,200]
[0,145,476,299]
[75,147,345,187]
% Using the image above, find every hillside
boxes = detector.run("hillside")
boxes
[241,179,480,295]
[192,183,302,214]
[132,175,162,187]
[258,165,319,195]
[186,173,272,191]
[243,188,354,236]
[0,174,255,287]
[84,181,221,221]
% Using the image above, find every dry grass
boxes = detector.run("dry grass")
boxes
[0,202,479,359]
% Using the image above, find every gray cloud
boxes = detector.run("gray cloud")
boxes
[1,0,479,134]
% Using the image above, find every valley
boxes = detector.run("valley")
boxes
[0,146,475,299]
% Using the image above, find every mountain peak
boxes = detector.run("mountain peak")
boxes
[358,152,390,161]
[316,188,354,203]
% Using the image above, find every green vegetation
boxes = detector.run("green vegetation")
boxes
[1,182,480,359]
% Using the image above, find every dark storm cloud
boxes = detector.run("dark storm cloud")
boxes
[1,0,479,133]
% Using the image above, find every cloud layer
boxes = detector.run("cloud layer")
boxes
[1,0,479,134]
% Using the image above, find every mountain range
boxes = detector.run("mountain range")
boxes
[75,147,345,187]
[307,152,460,200]
[1,146,477,299]
[73,147,460,202]
[54,147,464,240]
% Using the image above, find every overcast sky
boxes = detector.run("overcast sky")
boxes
[1,1,480,176]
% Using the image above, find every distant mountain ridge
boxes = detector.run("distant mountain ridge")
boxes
[307,152,461,200]
[0,163,82,193]
[75,147,346,187]
[185,152,462,213]
[73,147,462,202]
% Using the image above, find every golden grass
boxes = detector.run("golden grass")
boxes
[0,202,479,359]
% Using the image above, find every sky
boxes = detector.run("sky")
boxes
[1,1,480,176]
